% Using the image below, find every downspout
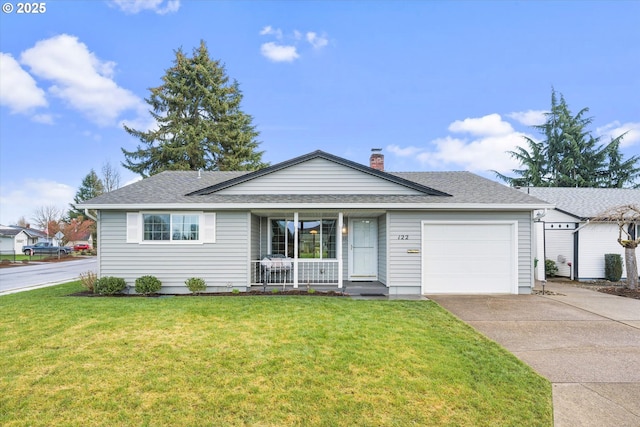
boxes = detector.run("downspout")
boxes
[84,208,97,222]
[571,220,590,282]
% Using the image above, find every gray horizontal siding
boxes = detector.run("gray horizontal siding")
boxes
[99,210,249,291]
[387,211,533,294]
[217,158,423,195]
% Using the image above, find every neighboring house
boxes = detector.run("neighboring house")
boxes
[520,187,640,280]
[67,232,93,249]
[0,226,30,253]
[0,225,49,253]
[79,150,549,295]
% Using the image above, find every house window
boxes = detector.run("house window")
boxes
[142,214,201,242]
[270,218,336,259]
[172,214,200,241]
[143,214,170,241]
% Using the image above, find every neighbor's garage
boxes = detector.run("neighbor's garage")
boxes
[422,221,517,294]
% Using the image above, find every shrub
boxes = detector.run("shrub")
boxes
[545,259,558,277]
[135,275,162,295]
[185,277,207,294]
[94,276,126,295]
[79,271,97,293]
[231,289,240,294]
[604,254,623,282]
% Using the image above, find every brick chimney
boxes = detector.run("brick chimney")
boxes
[369,148,384,171]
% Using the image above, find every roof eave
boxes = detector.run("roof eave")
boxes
[80,202,553,211]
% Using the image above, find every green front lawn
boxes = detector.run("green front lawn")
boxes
[0,283,552,426]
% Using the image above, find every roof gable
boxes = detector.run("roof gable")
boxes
[187,150,451,197]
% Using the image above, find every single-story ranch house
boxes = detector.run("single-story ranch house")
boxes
[0,225,49,254]
[79,150,550,295]
[520,187,640,281]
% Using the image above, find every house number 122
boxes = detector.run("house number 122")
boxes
[397,235,409,240]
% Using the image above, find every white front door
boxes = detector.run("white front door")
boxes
[349,218,378,280]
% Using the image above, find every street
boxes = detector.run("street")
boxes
[0,258,97,295]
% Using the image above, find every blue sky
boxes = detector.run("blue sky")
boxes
[1,0,639,225]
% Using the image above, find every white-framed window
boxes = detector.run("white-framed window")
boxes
[269,218,337,259]
[127,212,216,244]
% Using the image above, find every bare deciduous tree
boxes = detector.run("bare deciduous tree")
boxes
[102,161,121,193]
[16,216,29,228]
[593,204,640,289]
[31,205,64,235]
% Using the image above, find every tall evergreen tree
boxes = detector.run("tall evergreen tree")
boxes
[600,139,640,188]
[497,89,639,188]
[122,41,267,177]
[69,169,104,219]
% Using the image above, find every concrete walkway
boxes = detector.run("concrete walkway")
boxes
[427,282,640,427]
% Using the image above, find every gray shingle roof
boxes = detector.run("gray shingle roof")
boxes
[518,187,640,219]
[80,169,547,208]
[0,225,48,238]
[0,226,22,237]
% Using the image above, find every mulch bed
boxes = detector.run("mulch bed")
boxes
[596,286,640,300]
[549,278,640,300]
[68,290,348,297]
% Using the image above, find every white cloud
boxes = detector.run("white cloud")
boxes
[20,34,145,126]
[415,133,524,173]
[388,114,528,174]
[109,0,180,14]
[387,145,423,157]
[260,25,283,39]
[597,121,640,147]
[260,42,299,63]
[259,26,329,62]
[448,113,514,136]
[0,179,75,226]
[507,110,547,126]
[306,32,328,49]
[0,52,47,114]
[32,114,54,124]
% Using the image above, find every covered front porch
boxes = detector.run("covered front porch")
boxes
[248,210,385,290]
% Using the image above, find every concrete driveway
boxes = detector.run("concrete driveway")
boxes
[427,282,640,427]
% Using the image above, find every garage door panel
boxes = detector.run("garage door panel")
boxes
[422,222,516,294]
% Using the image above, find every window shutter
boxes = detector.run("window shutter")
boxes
[203,213,216,243]
[126,212,140,243]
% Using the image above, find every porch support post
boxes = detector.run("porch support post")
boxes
[337,212,343,288]
[293,212,299,288]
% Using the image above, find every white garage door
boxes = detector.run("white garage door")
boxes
[422,221,517,294]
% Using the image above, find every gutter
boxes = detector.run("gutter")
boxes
[571,219,590,234]
[78,202,554,211]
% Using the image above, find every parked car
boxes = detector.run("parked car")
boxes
[22,242,72,256]
[73,243,90,251]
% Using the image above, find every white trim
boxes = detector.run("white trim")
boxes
[293,212,299,288]
[421,220,519,294]
[348,218,379,281]
[337,212,343,288]
[132,211,211,245]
